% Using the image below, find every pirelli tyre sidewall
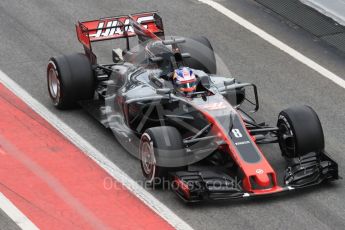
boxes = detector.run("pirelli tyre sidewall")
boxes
[139,126,188,185]
[277,105,325,158]
[47,53,94,109]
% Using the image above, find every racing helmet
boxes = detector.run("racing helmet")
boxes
[172,67,197,94]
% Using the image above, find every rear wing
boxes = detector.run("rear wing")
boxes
[76,12,164,52]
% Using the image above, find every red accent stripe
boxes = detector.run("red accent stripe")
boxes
[173,177,190,200]
[193,103,281,194]
[0,83,173,230]
[177,79,195,84]
[180,87,196,92]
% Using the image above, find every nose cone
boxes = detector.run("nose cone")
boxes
[255,173,271,187]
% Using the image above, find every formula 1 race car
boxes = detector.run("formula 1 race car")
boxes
[46,12,339,202]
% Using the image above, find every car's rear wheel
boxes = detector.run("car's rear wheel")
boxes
[178,36,217,74]
[139,126,187,186]
[277,105,324,158]
[47,53,94,109]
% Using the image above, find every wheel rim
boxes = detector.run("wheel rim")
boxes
[141,141,156,177]
[279,122,296,157]
[48,67,60,99]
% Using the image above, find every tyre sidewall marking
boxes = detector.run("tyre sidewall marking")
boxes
[140,133,156,183]
[47,60,61,105]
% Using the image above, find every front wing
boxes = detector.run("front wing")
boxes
[171,151,339,202]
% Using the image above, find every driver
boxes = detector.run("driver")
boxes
[172,67,197,94]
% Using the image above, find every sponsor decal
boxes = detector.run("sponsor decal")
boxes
[89,15,154,38]
[256,168,264,174]
[201,102,228,110]
[234,140,250,146]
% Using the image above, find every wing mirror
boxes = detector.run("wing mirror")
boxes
[162,38,185,45]
[150,56,164,63]
[224,78,235,86]
[156,88,171,95]
[181,53,191,58]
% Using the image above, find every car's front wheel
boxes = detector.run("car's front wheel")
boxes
[139,126,187,186]
[277,105,324,158]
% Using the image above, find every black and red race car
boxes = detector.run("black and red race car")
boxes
[46,12,339,202]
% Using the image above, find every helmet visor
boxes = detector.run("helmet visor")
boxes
[177,81,197,92]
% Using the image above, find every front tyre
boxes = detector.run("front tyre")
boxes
[277,105,324,158]
[139,126,187,186]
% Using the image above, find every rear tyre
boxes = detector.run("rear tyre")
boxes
[47,53,94,109]
[139,126,187,186]
[277,105,324,158]
[178,36,217,74]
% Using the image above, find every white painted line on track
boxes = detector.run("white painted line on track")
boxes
[0,70,193,230]
[197,0,345,90]
[0,193,39,230]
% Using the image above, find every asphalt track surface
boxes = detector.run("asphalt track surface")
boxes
[0,0,344,229]
[0,209,20,230]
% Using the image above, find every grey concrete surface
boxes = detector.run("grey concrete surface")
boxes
[0,0,344,229]
[301,0,345,26]
[253,0,345,55]
[0,209,20,230]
